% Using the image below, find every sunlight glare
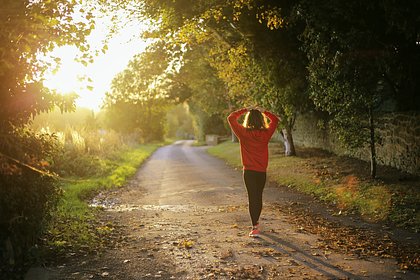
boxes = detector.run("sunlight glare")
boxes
[43,9,150,111]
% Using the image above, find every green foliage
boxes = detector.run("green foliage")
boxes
[53,151,112,178]
[299,0,420,176]
[31,108,99,131]
[301,0,420,125]
[137,0,311,153]
[0,115,132,277]
[189,104,228,141]
[50,128,125,178]
[207,140,241,167]
[0,0,94,127]
[302,1,383,144]
[176,46,230,115]
[137,0,420,160]
[0,1,95,275]
[167,45,232,140]
[0,172,61,277]
[103,101,166,142]
[208,3,310,124]
[103,43,173,141]
[0,128,62,277]
[165,104,195,139]
[32,109,129,178]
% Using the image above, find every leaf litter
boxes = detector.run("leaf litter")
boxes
[271,202,419,271]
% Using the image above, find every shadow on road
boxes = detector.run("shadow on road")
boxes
[261,232,363,280]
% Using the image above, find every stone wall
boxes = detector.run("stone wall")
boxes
[205,134,221,146]
[292,112,420,176]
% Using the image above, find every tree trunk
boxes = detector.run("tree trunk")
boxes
[282,127,296,156]
[227,101,238,143]
[146,102,152,141]
[231,131,238,142]
[369,108,377,179]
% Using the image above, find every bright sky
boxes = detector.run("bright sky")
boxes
[43,11,150,111]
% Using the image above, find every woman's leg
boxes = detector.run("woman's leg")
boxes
[243,170,267,226]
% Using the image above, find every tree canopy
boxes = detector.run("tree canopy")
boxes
[0,1,98,273]
[300,0,420,177]
[102,42,172,140]
[124,0,420,173]
[0,0,96,128]
[119,0,314,153]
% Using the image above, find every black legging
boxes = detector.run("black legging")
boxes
[243,170,267,227]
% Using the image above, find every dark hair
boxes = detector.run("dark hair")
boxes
[243,109,268,130]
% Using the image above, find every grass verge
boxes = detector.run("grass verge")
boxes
[44,144,160,256]
[208,141,420,232]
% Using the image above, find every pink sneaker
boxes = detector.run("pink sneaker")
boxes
[249,228,260,237]
[249,223,260,237]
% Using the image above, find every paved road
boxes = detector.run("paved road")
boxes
[30,140,418,280]
[123,140,247,207]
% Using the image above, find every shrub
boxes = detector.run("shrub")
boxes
[50,128,126,178]
[0,128,61,278]
[51,149,113,178]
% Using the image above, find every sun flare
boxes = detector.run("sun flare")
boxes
[42,11,150,111]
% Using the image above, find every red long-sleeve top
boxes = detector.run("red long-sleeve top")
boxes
[227,108,280,172]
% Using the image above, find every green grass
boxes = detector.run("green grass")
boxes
[207,141,241,167]
[45,144,160,253]
[208,141,420,231]
[191,140,207,146]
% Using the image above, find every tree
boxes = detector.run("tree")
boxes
[103,42,171,141]
[0,0,95,274]
[138,0,311,155]
[205,3,310,155]
[168,45,234,141]
[0,0,95,128]
[300,0,420,178]
[165,104,195,139]
[0,0,96,176]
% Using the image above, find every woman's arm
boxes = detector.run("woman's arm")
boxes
[263,110,280,136]
[227,108,248,138]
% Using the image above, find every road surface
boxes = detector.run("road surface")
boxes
[31,140,418,279]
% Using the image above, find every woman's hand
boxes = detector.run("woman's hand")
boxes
[255,106,266,112]
[244,105,267,112]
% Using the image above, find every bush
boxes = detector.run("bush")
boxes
[0,172,61,277]
[50,128,126,178]
[52,150,113,178]
[0,128,61,278]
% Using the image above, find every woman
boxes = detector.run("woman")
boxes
[227,107,280,237]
